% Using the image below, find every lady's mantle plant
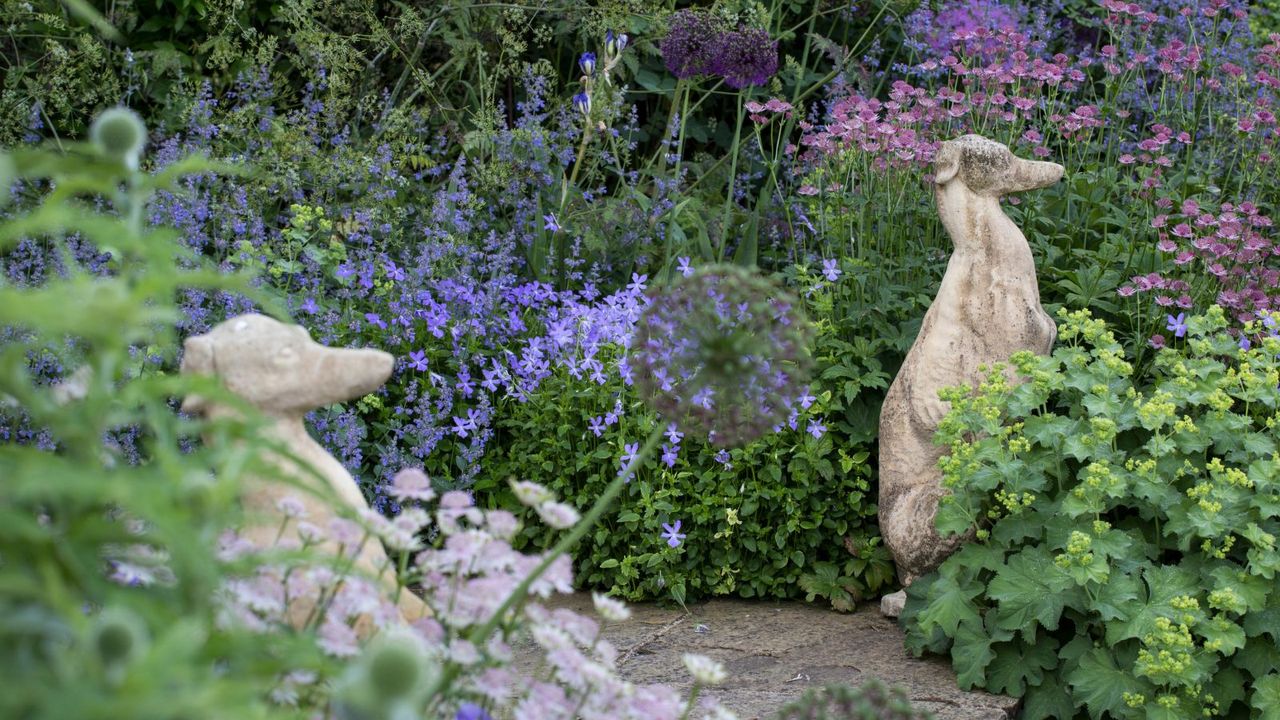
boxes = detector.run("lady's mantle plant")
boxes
[901,307,1280,720]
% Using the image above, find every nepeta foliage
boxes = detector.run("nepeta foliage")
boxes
[902,307,1280,720]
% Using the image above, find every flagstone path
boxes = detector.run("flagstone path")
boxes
[513,595,1019,719]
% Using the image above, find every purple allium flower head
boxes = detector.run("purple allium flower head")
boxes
[661,520,686,548]
[629,264,814,447]
[659,9,723,79]
[713,26,779,89]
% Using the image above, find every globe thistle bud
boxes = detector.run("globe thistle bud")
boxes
[90,107,147,171]
[573,92,592,118]
[334,630,435,718]
[629,264,814,447]
[579,51,597,76]
[88,606,149,681]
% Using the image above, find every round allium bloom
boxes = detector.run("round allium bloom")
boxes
[659,9,724,79]
[713,26,779,89]
[629,264,814,447]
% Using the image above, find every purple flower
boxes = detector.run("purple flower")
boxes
[807,418,827,440]
[588,416,606,437]
[1239,335,1252,351]
[660,520,686,548]
[619,442,639,480]
[365,312,387,330]
[664,423,684,444]
[408,350,429,372]
[677,256,694,277]
[573,92,591,117]
[1166,312,1187,338]
[660,9,722,79]
[713,26,779,89]
[661,443,679,468]
[543,213,561,232]
[579,52,597,75]
[822,258,842,282]
[798,388,816,410]
[456,703,493,720]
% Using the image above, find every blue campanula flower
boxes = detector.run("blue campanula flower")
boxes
[661,520,686,548]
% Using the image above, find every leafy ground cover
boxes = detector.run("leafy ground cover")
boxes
[3,0,1280,717]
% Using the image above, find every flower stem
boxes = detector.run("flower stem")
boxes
[718,91,746,262]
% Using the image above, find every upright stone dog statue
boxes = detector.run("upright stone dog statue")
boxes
[878,135,1062,616]
[181,314,430,626]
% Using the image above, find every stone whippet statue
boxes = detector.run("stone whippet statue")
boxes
[181,314,430,627]
[878,135,1062,616]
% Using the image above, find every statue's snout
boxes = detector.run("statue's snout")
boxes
[314,347,394,405]
[1009,158,1064,192]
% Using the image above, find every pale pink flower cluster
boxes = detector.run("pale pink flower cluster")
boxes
[217,468,737,719]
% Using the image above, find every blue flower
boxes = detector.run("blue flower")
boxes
[408,350,429,372]
[822,258,842,282]
[456,703,493,720]
[606,30,628,56]
[619,441,639,481]
[1166,312,1187,338]
[543,213,561,232]
[573,92,591,117]
[807,418,827,440]
[579,52,596,75]
[661,520,686,548]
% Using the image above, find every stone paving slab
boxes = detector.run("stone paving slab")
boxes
[514,595,1018,720]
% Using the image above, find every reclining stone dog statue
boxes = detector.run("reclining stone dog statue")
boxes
[878,134,1062,616]
[181,313,430,628]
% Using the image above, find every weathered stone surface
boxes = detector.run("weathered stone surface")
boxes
[181,313,429,625]
[880,589,907,618]
[879,134,1062,585]
[514,595,1018,720]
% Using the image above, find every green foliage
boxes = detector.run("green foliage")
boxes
[0,124,327,717]
[485,260,905,610]
[902,306,1280,719]
[773,678,933,720]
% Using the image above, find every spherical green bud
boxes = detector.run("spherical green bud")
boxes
[90,107,147,168]
[361,631,434,703]
[89,606,149,667]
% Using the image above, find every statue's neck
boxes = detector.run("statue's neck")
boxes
[934,184,1031,265]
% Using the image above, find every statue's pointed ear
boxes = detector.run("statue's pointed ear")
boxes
[180,335,216,414]
[933,142,961,185]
